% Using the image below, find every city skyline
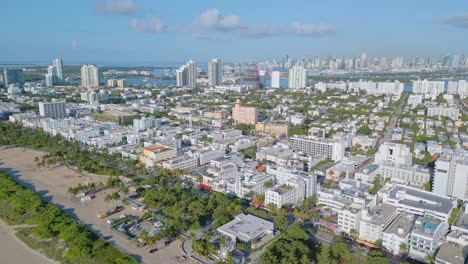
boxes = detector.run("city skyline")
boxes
[2,0,468,64]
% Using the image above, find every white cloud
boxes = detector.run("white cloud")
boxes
[197,8,243,32]
[442,13,468,28]
[130,17,167,33]
[96,0,149,16]
[291,22,335,36]
[193,8,334,39]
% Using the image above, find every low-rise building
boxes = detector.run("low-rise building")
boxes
[217,214,275,249]
[382,213,414,256]
[409,216,449,259]
[139,146,177,167]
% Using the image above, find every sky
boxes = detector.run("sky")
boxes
[1,0,468,65]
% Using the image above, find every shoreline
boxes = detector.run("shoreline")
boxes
[0,219,57,264]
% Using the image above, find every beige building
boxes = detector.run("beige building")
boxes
[256,122,289,136]
[204,110,228,119]
[232,99,258,125]
[107,79,126,88]
[107,79,118,87]
[140,146,176,167]
[117,79,127,88]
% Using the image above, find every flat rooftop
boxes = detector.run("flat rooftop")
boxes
[367,204,398,225]
[387,185,454,215]
[383,213,414,238]
[217,214,273,242]
[435,242,467,264]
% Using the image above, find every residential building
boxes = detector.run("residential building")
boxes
[375,142,412,166]
[433,149,468,201]
[232,99,258,125]
[133,116,160,132]
[162,156,198,171]
[139,146,176,167]
[382,213,414,256]
[265,180,305,208]
[412,79,445,95]
[382,185,456,222]
[289,135,346,161]
[255,122,289,136]
[117,79,127,88]
[271,71,280,88]
[176,60,196,88]
[208,58,223,86]
[288,65,307,89]
[107,79,118,87]
[409,216,449,259]
[359,204,399,243]
[38,101,66,119]
[53,58,64,84]
[3,68,24,86]
[427,107,460,120]
[380,161,431,185]
[81,64,99,87]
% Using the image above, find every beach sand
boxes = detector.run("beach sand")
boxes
[0,147,195,264]
[0,220,56,264]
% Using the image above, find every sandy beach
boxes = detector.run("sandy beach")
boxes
[0,220,56,264]
[0,147,194,264]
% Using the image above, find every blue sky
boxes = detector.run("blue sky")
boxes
[1,0,468,65]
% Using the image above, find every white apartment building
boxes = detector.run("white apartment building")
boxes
[382,213,414,256]
[433,149,468,201]
[266,165,317,199]
[375,142,412,166]
[206,85,249,94]
[133,116,160,132]
[81,64,99,87]
[194,148,225,166]
[382,185,456,222]
[350,80,404,97]
[289,136,345,161]
[38,101,66,119]
[271,71,280,88]
[359,204,399,243]
[208,58,223,86]
[338,207,361,235]
[237,173,274,198]
[288,65,307,89]
[412,79,445,95]
[427,106,460,120]
[407,94,423,109]
[447,80,467,97]
[265,179,305,208]
[380,161,431,185]
[409,216,449,259]
[162,156,198,171]
[176,60,196,88]
[355,164,381,183]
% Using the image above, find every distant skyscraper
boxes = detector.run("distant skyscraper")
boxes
[176,60,197,88]
[53,58,64,83]
[288,65,307,89]
[81,64,99,87]
[45,66,56,87]
[208,58,223,86]
[3,68,24,86]
[271,71,280,88]
[360,52,368,68]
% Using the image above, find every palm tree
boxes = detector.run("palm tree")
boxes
[399,243,408,256]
